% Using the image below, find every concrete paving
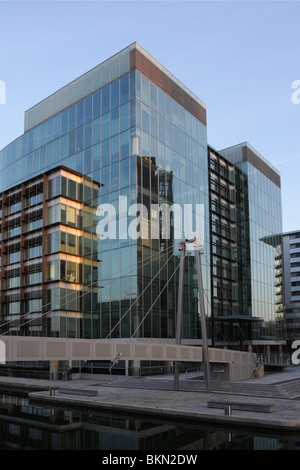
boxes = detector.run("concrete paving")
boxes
[238,366,300,385]
[1,367,300,432]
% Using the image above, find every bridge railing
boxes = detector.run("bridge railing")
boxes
[258,354,290,366]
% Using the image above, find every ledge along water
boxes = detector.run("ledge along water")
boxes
[1,366,300,433]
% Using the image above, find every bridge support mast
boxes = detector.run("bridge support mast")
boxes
[174,238,211,393]
[173,241,186,391]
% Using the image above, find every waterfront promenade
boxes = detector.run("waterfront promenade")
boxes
[1,367,300,432]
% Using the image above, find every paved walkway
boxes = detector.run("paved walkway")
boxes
[1,367,300,432]
[239,366,300,384]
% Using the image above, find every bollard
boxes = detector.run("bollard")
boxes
[224,405,232,416]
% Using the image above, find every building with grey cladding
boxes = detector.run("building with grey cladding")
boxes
[0,43,284,376]
[282,231,300,345]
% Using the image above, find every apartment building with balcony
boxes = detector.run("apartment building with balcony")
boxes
[282,231,300,344]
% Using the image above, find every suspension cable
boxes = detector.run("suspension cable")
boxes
[109,248,184,372]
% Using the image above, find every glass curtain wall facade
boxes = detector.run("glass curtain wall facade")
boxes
[0,43,211,346]
[208,146,239,347]
[220,143,284,353]
[0,43,284,360]
[126,71,210,341]
[0,167,99,338]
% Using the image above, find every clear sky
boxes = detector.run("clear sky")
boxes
[0,0,299,233]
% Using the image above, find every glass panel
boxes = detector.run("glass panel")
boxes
[111,80,119,110]
[93,90,101,119]
[102,59,110,87]
[69,179,76,199]
[120,74,129,105]
[111,54,119,81]
[67,206,76,226]
[93,65,102,91]
[85,95,92,123]
[141,75,149,105]
[102,86,110,115]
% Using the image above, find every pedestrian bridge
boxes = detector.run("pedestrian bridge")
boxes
[0,336,257,381]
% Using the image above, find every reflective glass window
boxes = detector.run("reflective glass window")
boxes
[111,80,119,110]
[102,86,110,114]
[76,101,84,128]
[93,90,101,119]
[85,95,92,123]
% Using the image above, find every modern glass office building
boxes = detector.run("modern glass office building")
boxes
[0,43,284,375]
[219,143,284,355]
[0,43,211,357]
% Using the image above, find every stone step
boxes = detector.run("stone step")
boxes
[276,379,300,398]
[207,400,276,413]
[58,388,99,396]
[184,382,287,398]
[102,377,288,399]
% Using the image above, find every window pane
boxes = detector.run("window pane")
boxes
[120,74,129,105]
[67,206,76,226]
[111,80,119,110]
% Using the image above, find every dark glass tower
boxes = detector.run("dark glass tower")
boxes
[218,143,284,355]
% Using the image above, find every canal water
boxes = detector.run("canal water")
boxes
[0,392,300,451]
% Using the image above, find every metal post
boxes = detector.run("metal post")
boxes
[174,242,186,391]
[194,239,212,393]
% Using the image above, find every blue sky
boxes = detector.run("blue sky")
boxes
[0,0,299,233]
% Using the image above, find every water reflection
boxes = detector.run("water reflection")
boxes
[0,393,299,450]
